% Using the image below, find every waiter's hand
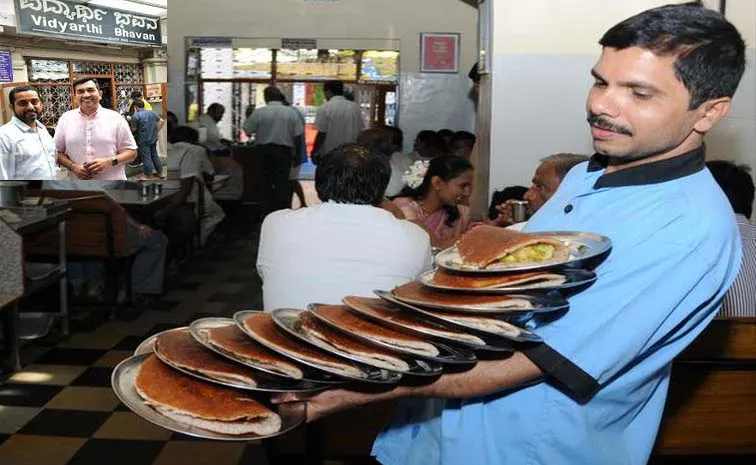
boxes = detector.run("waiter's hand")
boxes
[70,162,93,180]
[83,158,111,176]
[272,388,385,423]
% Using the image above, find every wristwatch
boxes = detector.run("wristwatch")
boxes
[111,157,119,166]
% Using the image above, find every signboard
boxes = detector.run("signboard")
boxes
[0,51,13,83]
[189,37,232,48]
[145,83,162,101]
[14,0,162,47]
[420,32,460,74]
[282,38,317,50]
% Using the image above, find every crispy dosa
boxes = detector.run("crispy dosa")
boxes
[201,324,304,380]
[135,355,281,436]
[298,312,411,372]
[155,328,259,387]
[456,226,569,268]
[242,313,365,379]
[432,269,566,289]
[312,305,440,357]
[435,312,523,338]
[393,281,533,309]
[342,296,486,346]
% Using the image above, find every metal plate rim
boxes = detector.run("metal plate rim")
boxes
[391,286,569,315]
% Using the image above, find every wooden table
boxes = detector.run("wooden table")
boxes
[105,187,181,208]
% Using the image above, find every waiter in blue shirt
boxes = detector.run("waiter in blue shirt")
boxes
[274,4,745,465]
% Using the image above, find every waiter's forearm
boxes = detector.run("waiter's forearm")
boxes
[402,352,543,399]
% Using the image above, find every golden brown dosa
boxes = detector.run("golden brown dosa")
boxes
[456,225,569,268]
[155,328,259,387]
[242,313,365,379]
[298,312,410,372]
[432,268,566,289]
[201,324,304,380]
[393,281,533,309]
[312,305,440,357]
[342,296,486,346]
[135,355,281,435]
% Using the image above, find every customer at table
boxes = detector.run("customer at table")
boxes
[0,86,57,180]
[275,5,745,465]
[54,77,137,180]
[129,100,165,180]
[707,160,756,318]
[491,153,589,230]
[43,180,169,306]
[392,154,474,248]
[167,125,225,246]
[257,143,432,311]
[198,103,230,155]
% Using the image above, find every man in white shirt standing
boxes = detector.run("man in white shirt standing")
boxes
[244,86,304,213]
[0,86,57,180]
[55,77,137,180]
[311,80,364,163]
[257,143,433,311]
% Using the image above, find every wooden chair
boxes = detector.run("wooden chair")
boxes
[23,190,139,318]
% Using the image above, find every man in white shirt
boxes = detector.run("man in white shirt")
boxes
[311,80,364,163]
[244,86,304,213]
[55,77,137,180]
[198,103,228,154]
[167,125,225,246]
[257,143,433,311]
[0,86,57,180]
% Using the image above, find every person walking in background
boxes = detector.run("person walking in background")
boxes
[311,80,364,163]
[129,100,165,179]
[244,86,304,213]
[55,77,137,180]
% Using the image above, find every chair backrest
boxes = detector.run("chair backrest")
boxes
[24,189,131,259]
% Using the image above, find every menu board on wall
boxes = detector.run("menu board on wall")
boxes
[0,51,13,83]
[14,0,162,47]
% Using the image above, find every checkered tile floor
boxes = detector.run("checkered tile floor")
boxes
[0,233,277,465]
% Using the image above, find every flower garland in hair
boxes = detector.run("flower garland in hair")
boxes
[403,159,430,189]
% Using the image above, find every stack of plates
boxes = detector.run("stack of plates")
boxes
[112,230,611,440]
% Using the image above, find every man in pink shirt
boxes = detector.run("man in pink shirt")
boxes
[55,77,137,180]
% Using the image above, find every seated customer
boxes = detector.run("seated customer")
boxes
[492,153,589,230]
[356,127,404,219]
[168,125,225,246]
[392,154,474,248]
[449,131,476,159]
[43,180,168,305]
[257,143,433,310]
[707,160,755,318]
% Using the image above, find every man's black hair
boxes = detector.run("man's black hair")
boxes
[72,77,99,91]
[9,86,39,105]
[315,143,390,206]
[324,80,345,96]
[600,2,745,109]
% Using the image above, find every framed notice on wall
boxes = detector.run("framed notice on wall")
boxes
[420,32,460,74]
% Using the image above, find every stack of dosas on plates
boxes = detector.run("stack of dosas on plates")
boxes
[455,225,570,269]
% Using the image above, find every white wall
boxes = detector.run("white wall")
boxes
[486,0,756,214]
[166,0,478,124]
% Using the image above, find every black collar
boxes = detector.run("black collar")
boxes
[587,145,706,189]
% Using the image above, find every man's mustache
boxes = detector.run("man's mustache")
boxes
[587,113,633,136]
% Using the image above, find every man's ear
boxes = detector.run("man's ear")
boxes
[693,97,732,134]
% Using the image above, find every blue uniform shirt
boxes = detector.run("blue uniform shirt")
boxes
[131,110,161,145]
[372,145,742,465]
